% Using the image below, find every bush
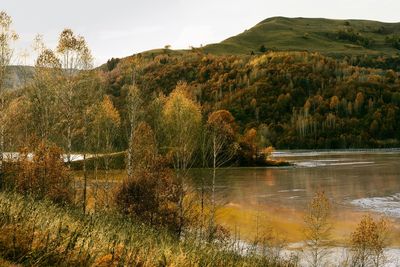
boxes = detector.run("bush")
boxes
[259,45,267,53]
[15,141,73,204]
[116,157,180,232]
[337,28,374,48]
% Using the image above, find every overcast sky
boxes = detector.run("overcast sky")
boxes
[3,0,400,65]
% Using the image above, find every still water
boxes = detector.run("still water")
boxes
[191,150,400,243]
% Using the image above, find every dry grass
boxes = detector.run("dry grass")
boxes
[0,191,297,267]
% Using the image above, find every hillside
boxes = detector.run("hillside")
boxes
[203,17,400,57]
[3,65,34,90]
[102,50,400,150]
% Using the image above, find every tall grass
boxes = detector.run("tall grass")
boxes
[0,191,297,266]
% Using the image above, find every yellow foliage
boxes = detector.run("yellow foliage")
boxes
[350,215,390,266]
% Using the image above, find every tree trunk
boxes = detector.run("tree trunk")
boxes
[0,95,4,188]
[127,126,133,180]
[211,135,216,231]
[83,153,87,214]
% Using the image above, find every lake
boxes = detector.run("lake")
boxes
[191,150,400,245]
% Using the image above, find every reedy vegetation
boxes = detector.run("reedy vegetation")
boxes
[0,192,297,267]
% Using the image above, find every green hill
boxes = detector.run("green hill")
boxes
[203,17,400,57]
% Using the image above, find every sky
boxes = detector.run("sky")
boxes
[3,0,400,66]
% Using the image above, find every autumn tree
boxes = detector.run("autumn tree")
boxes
[147,93,167,148]
[116,122,179,231]
[29,43,62,141]
[91,95,120,160]
[26,33,95,212]
[16,141,72,204]
[303,191,332,267]
[24,29,93,166]
[350,215,390,267]
[0,11,18,177]
[89,95,120,208]
[238,128,258,165]
[330,96,339,113]
[126,83,144,180]
[74,71,103,213]
[206,110,237,238]
[162,82,202,236]
[354,92,365,115]
[1,96,31,151]
[56,29,93,166]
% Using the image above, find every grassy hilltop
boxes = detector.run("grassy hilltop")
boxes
[203,17,400,57]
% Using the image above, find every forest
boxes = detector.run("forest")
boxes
[102,49,400,150]
[0,11,398,267]
[5,45,400,155]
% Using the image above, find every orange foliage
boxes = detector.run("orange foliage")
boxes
[16,141,72,204]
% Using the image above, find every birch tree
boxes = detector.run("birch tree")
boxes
[126,83,143,180]
[163,82,202,236]
[304,191,332,267]
[350,215,390,267]
[29,48,62,141]
[0,11,18,176]
[74,71,103,213]
[56,29,93,166]
[206,109,237,239]
[90,95,120,208]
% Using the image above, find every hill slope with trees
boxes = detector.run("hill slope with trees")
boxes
[102,50,400,149]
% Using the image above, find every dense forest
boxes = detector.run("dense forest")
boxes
[100,50,400,150]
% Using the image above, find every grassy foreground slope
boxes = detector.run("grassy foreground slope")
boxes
[203,17,400,56]
[0,192,295,267]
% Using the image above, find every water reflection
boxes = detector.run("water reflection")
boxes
[191,151,400,219]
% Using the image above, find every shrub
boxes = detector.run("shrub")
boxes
[116,157,180,232]
[15,141,73,204]
[259,45,267,53]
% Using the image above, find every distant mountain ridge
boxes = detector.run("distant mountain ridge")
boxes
[202,17,400,57]
[3,65,34,90]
